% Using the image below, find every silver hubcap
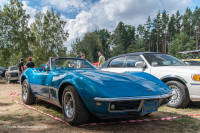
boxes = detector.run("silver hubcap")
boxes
[22,83,28,100]
[169,85,181,105]
[64,92,74,118]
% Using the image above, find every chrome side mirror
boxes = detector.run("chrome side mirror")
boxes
[135,61,146,68]
[151,62,158,67]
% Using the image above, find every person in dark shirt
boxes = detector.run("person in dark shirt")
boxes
[26,57,35,68]
[18,58,24,77]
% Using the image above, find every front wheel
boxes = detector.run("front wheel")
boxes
[62,86,89,125]
[166,81,190,108]
[22,79,35,105]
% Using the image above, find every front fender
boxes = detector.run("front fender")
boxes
[58,75,107,115]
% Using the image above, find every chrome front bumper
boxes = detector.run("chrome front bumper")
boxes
[94,93,173,102]
[94,93,173,112]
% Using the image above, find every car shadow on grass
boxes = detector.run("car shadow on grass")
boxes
[22,99,200,133]
[79,111,200,133]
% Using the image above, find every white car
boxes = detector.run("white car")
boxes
[5,66,19,83]
[102,52,200,108]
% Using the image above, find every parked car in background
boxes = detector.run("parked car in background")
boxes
[5,66,19,83]
[102,52,200,108]
[0,67,6,77]
[179,50,200,66]
[182,59,200,66]
[20,57,172,125]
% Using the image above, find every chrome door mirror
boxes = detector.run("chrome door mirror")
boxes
[151,62,158,67]
[135,61,146,68]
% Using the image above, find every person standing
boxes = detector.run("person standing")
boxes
[98,51,105,68]
[26,57,35,68]
[18,58,24,78]
[81,53,85,59]
[77,53,85,68]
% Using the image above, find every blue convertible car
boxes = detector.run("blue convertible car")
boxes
[20,57,172,125]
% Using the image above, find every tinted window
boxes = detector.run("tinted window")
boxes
[143,54,185,66]
[108,56,126,67]
[126,56,144,67]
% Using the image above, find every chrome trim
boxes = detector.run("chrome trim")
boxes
[94,93,173,102]
[160,75,187,84]
[190,83,200,85]
[108,100,144,112]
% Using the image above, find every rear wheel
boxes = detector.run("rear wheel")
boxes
[22,79,35,104]
[166,81,190,108]
[62,86,89,125]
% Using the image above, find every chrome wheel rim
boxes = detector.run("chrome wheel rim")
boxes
[168,85,181,105]
[22,83,28,100]
[64,92,74,118]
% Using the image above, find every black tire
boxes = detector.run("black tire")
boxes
[166,81,190,108]
[62,86,89,125]
[22,79,35,105]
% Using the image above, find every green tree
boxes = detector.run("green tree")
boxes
[110,22,135,56]
[0,0,30,67]
[30,8,68,66]
[182,8,193,37]
[95,29,111,59]
[161,10,169,53]
[152,11,162,52]
[168,14,176,44]
[168,32,195,58]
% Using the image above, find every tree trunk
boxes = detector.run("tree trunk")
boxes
[165,31,167,53]
[157,35,159,52]
[196,21,199,50]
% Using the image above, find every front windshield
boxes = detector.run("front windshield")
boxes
[143,54,186,66]
[51,58,95,70]
[9,66,18,71]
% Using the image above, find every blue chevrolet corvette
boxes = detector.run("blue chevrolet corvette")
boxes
[20,57,172,125]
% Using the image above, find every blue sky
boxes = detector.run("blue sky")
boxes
[0,0,200,50]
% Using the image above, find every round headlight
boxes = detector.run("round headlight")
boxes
[192,75,200,81]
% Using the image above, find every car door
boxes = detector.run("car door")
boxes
[30,70,53,98]
[102,56,127,73]
[124,55,150,73]
[102,55,150,73]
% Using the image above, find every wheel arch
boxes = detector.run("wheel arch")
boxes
[58,82,78,106]
[160,75,190,96]
[161,75,187,86]
[20,75,27,84]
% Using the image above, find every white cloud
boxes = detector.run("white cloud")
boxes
[41,6,49,13]
[64,0,193,50]
[42,0,89,12]
[0,0,194,51]
[65,11,98,47]
[22,1,37,26]
[0,0,9,8]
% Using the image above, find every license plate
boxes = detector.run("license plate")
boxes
[142,100,158,113]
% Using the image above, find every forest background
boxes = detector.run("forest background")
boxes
[0,0,200,67]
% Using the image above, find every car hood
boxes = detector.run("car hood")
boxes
[7,70,19,73]
[76,70,172,97]
[151,66,200,74]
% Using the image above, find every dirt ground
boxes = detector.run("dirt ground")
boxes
[1,81,200,133]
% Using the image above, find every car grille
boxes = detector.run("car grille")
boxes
[11,73,18,77]
[109,100,141,111]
